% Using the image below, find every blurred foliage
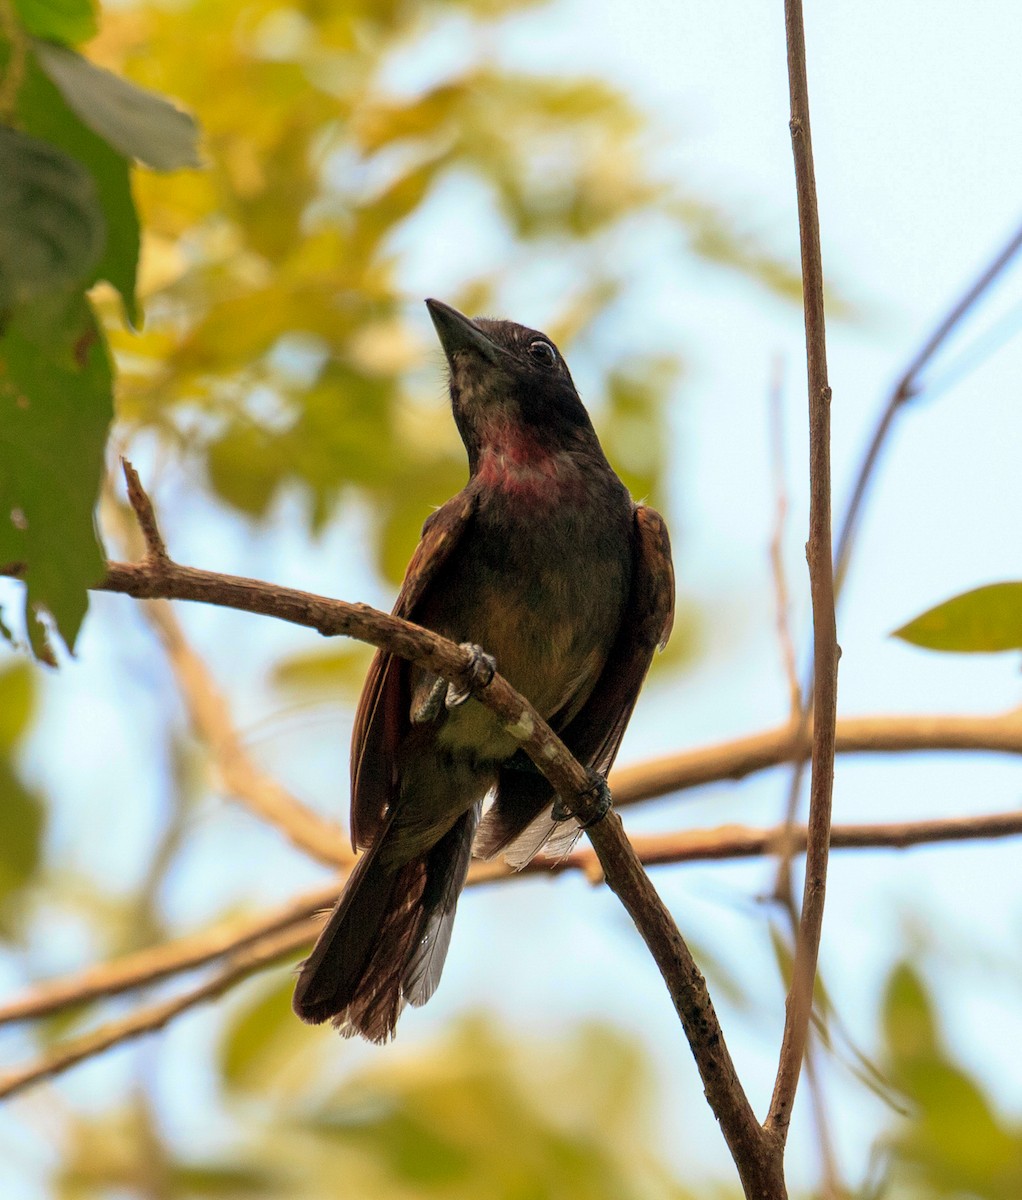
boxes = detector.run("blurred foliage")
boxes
[0,661,44,935]
[52,978,704,1198]
[85,0,806,585]
[877,960,1022,1199]
[892,581,1022,653]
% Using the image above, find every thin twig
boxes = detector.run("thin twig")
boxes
[0,884,338,1025]
[122,459,169,564]
[609,708,1022,805]
[767,356,801,721]
[143,601,350,867]
[766,350,812,969]
[768,0,838,1151]
[833,220,1022,596]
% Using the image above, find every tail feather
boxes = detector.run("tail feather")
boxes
[335,857,428,1040]
[292,805,480,1042]
[474,768,552,860]
[475,769,581,867]
[404,803,480,1006]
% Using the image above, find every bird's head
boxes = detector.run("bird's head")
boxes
[425,298,599,475]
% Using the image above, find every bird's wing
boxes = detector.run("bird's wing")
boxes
[349,491,477,850]
[475,503,674,865]
[559,502,674,774]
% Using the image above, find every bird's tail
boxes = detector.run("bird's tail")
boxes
[292,803,480,1042]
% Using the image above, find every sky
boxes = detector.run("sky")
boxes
[3,1,1022,1195]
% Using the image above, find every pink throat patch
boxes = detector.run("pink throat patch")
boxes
[475,420,582,499]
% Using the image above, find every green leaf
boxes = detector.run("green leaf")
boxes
[0,126,105,308]
[220,973,309,1094]
[33,39,200,172]
[0,661,35,749]
[13,0,96,45]
[270,643,374,701]
[0,762,44,922]
[892,582,1022,653]
[0,299,113,656]
[206,422,283,520]
[18,55,140,325]
[883,961,939,1061]
[881,961,1022,1198]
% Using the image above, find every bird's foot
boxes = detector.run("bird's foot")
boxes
[411,676,447,725]
[552,771,612,828]
[445,643,496,709]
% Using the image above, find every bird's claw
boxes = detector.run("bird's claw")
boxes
[412,644,496,724]
[552,771,612,828]
[411,676,447,725]
[445,643,496,709]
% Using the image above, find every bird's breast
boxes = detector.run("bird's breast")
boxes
[419,474,634,763]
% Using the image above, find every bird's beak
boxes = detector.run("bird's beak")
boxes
[426,298,501,365]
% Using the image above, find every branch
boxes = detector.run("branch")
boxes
[142,600,350,868]
[769,0,838,1156]
[603,709,1022,806]
[0,921,318,1101]
[4,807,1021,1092]
[834,219,1022,595]
[0,884,337,1025]
[92,464,766,1173]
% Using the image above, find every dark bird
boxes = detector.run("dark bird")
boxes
[293,299,675,1041]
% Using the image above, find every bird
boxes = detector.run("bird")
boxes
[292,298,675,1042]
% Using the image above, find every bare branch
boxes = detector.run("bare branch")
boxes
[767,356,801,721]
[121,459,169,565]
[769,0,838,1153]
[4,807,1020,1091]
[143,601,350,868]
[609,709,1022,806]
[0,921,318,1101]
[834,220,1022,595]
[550,809,1022,870]
[0,884,337,1025]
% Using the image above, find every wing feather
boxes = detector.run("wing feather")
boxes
[350,492,477,849]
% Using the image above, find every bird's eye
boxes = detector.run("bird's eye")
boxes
[528,339,558,367]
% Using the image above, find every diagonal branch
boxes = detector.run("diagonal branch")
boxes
[834,219,1022,596]
[86,463,769,1182]
[142,600,350,867]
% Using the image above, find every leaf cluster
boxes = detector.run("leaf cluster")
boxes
[1,0,198,654]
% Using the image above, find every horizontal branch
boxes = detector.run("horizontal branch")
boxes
[4,805,1018,1054]
[610,710,1022,806]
